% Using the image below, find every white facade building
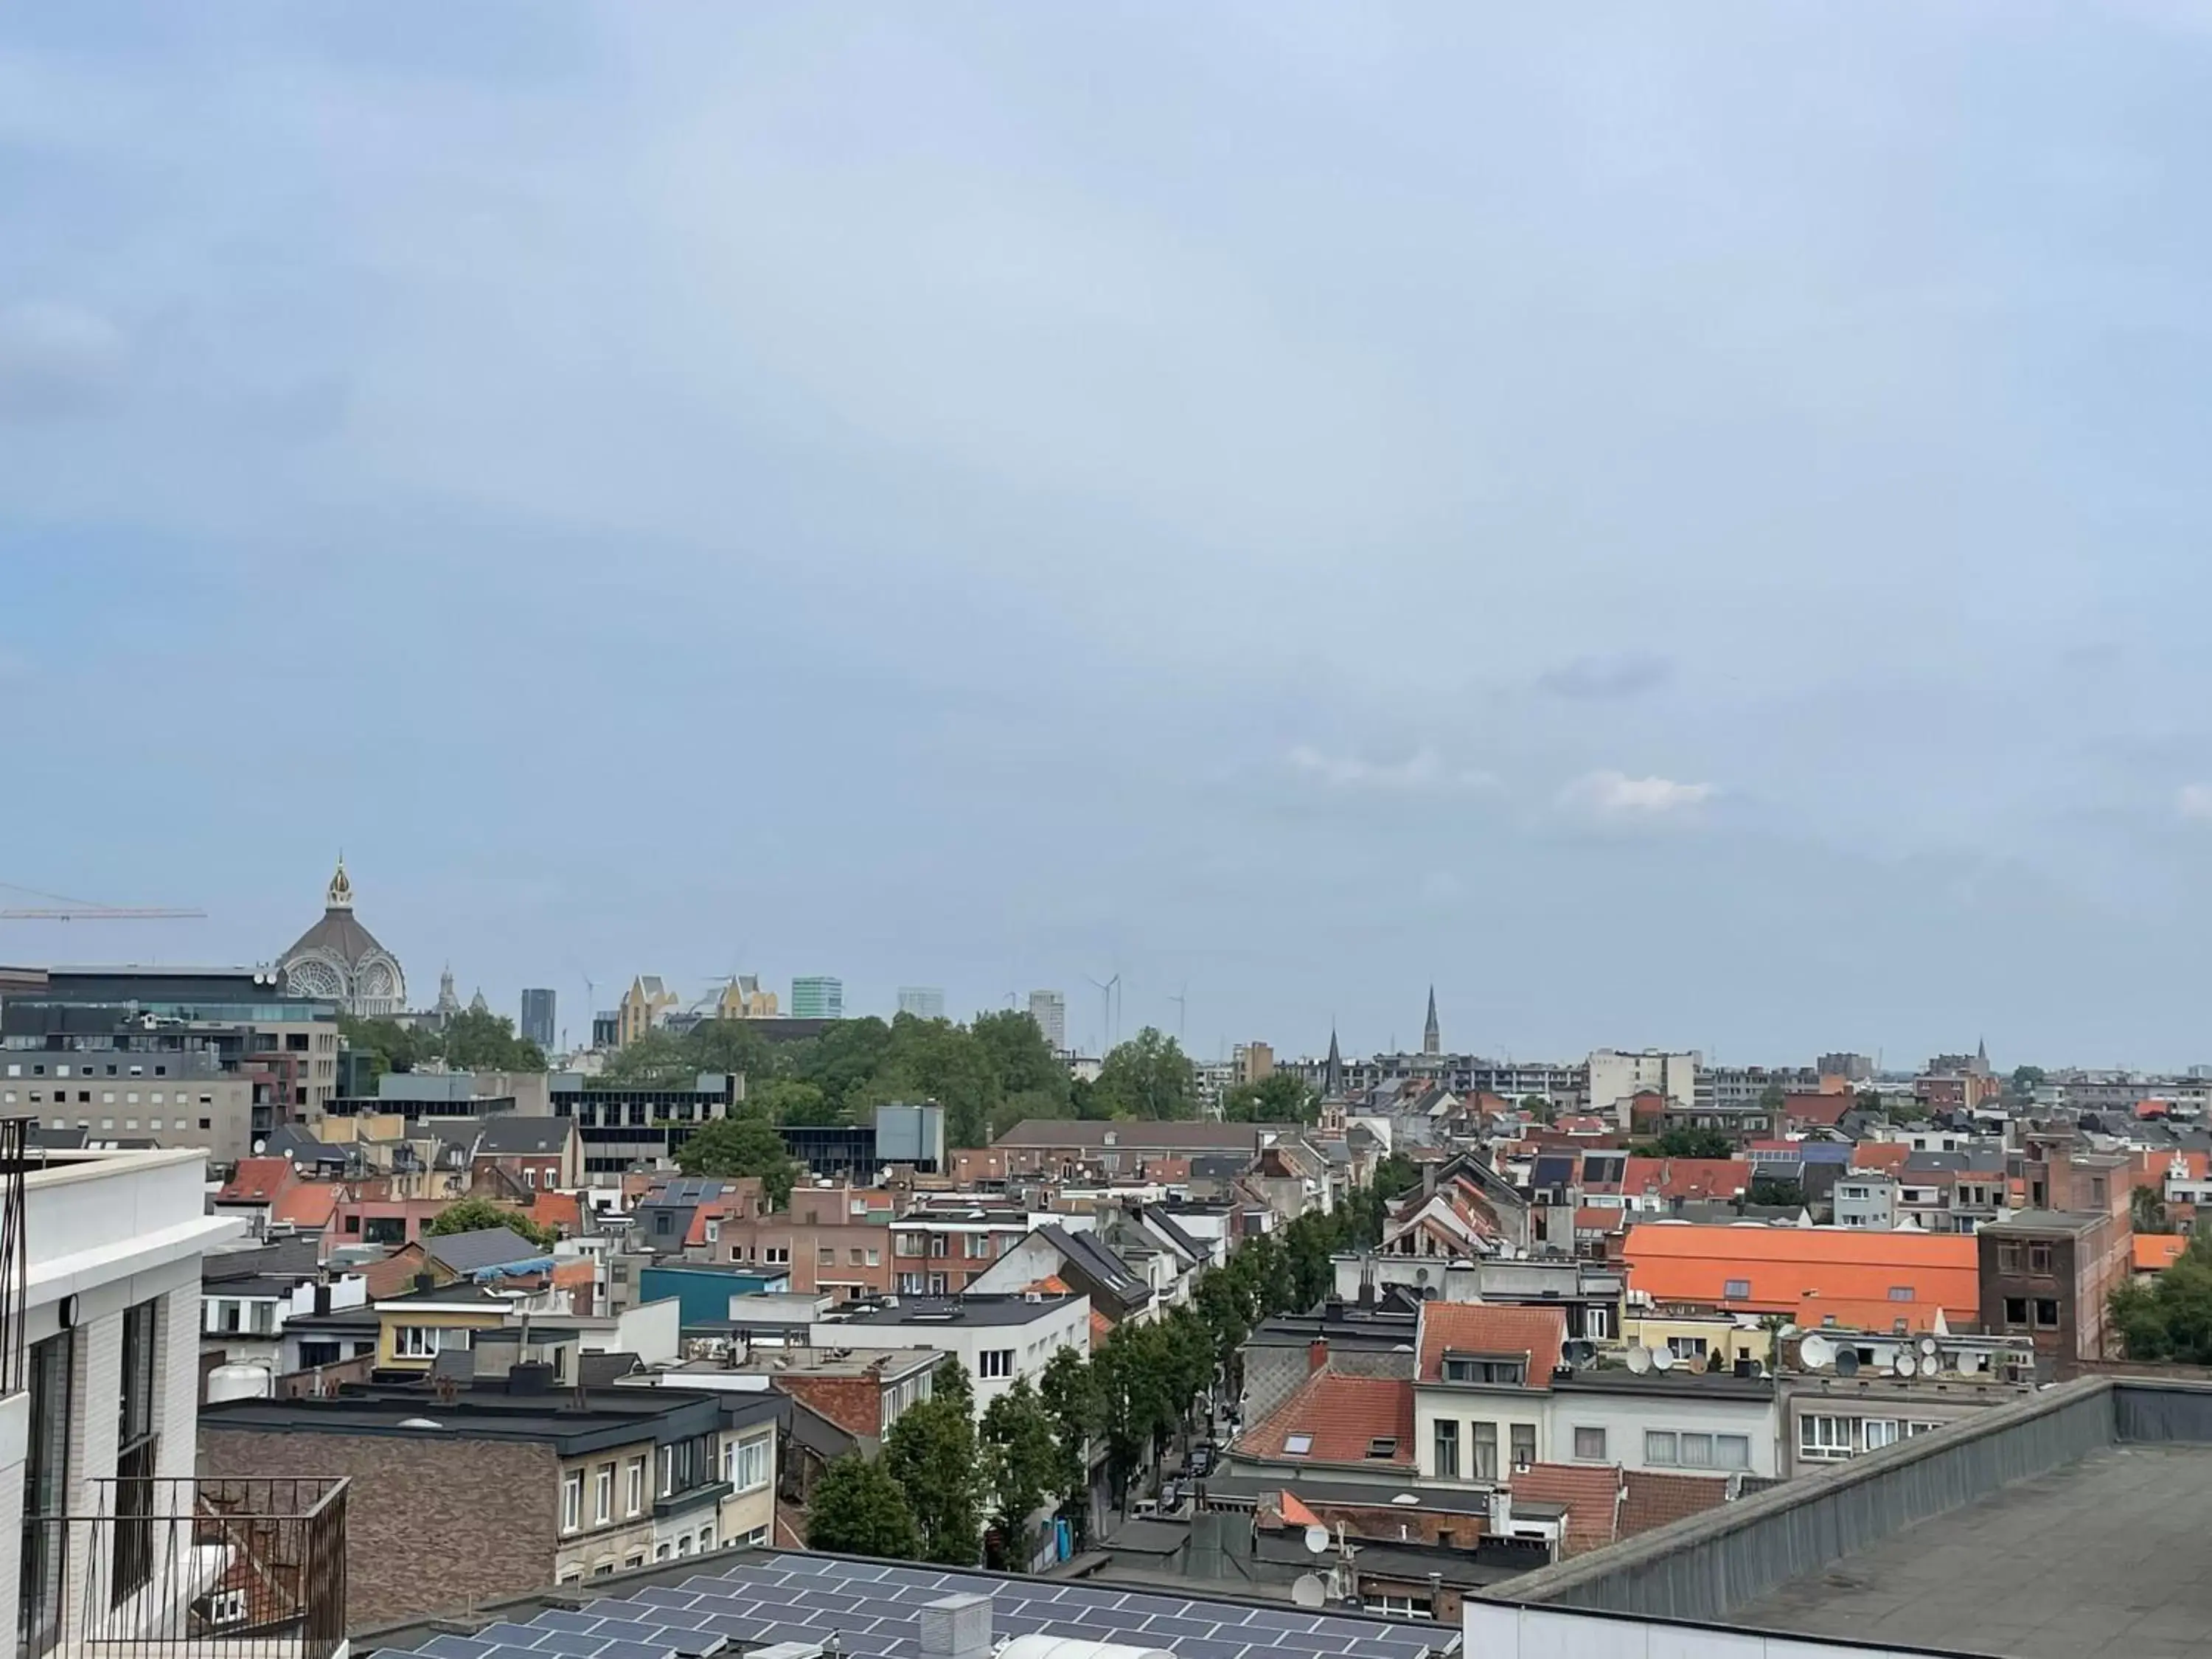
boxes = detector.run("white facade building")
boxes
[1587,1048,1700,1127]
[809,1293,1091,1419]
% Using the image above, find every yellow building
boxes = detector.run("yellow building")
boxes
[713,974,779,1020]
[373,1282,518,1371]
[1621,1310,1775,1370]
[617,975,680,1047]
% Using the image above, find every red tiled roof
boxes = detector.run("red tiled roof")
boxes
[1509,1463,1621,1554]
[1784,1093,1853,1126]
[1620,1470,1730,1538]
[2137,1234,2188,1272]
[218,1158,293,1203]
[1851,1143,1911,1175]
[1416,1301,1565,1388]
[271,1181,338,1229]
[1628,1222,1980,1324]
[1575,1206,1627,1234]
[1279,1490,1321,1527]
[1241,1372,1415,1465]
[1620,1158,1753,1200]
[529,1191,582,1235]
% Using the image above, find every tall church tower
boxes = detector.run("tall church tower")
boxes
[1423,987,1441,1057]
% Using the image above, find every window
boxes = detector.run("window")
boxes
[1442,1354,1526,1385]
[1573,1426,1607,1461]
[1645,1430,1679,1466]
[594,1464,613,1524]
[2028,1242,2053,1275]
[819,1246,835,1265]
[866,1248,880,1267]
[1723,1279,1751,1299]
[625,1554,646,1570]
[627,1456,646,1516]
[895,1233,925,1257]
[1367,1436,1399,1460]
[592,1561,615,1577]
[739,1524,771,1546]
[1716,1435,1751,1470]
[393,1326,444,1358]
[2034,1298,2061,1329]
[965,1234,992,1259]
[849,1248,865,1266]
[562,1472,583,1533]
[653,1543,671,1562]
[1372,1596,1434,1621]
[1863,1419,1901,1451]
[2004,1296,2029,1328]
[763,1246,790,1266]
[1510,1423,1536,1467]
[978,1349,1015,1379]
[1800,1415,1855,1460]
[1666,1335,1708,1360]
[728,1434,772,1492]
[1907,1421,1944,1437]
[1888,1286,1914,1302]
[1433,1419,1459,1478]
[1472,1421,1498,1480]
[676,1535,692,1557]
[1283,1433,1314,1456]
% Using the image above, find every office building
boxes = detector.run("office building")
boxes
[1027,989,1067,1051]
[790,975,844,1019]
[552,1071,739,1179]
[897,986,946,1020]
[591,1009,620,1049]
[520,987,557,1049]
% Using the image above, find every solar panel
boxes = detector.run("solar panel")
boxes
[529,1633,610,1658]
[420,1638,494,1659]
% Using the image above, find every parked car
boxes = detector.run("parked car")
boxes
[1187,1443,1217,1478]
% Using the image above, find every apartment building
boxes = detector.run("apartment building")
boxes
[810,1292,1091,1417]
[715,1202,894,1301]
[886,1199,1034,1293]
[200,1379,782,1624]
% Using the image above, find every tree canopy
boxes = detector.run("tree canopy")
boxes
[883,1368,983,1565]
[1222,1071,1315,1124]
[1091,1027,1198,1121]
[806,1453,922,1557]
[675,1111,798,1207]
[423,1196,556,1249]
[1634,1125,1736,1160]
[341,1010,545,1080]
[2112,1234,2212,1362]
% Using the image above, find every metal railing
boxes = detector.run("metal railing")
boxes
[21,1477,349,1659]
[0,1111,32,1395]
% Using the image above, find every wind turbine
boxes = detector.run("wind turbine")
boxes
[1087,973,1121,1054]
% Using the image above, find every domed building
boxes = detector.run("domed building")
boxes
[278,858,408,1016]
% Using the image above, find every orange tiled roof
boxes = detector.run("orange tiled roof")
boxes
[2136,1234,2188,1272]
[1509,1463,1621,1554]
[1575,1206,1627,1234]
[1784,1093,1853,1127]
[1620,1470,1730,1539]
[1279,1489,1321,1527]
[529,1191,582,1234]
[1626,1222,1980,1323]
[271,1181,338,1229]
[219,1157,293,1203]
[1241,1373,1415,1465]
[1416,1301,1566,1388]
[1089,1309,1113,1348]
[1851,1143,1911,1175]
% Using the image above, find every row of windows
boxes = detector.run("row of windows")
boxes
[1997,1242,2057,1276]
[4,1089,218,1107]
[2003,1296,2062,1329]
[42,1117,213,1133]
[1429,1419,1537,1478]
[560,1433,774,1534]
[556,1525,765,1585]
[1799,1415,1945,1459]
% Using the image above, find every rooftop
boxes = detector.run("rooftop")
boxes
[201,1381,771,1456]
[821,1293,1085,1328]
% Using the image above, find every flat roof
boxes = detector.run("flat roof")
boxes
[200,1382,748,1455]
[1736,1443,2212,1658]
[822,1293,1084,1327]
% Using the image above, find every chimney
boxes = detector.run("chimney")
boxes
[1307,1337,1329,1376]
[1487,1487,1513,1537]
[919,1593,992,1659]
[414,1272,436,1294]
[1422,1162,1438,1200]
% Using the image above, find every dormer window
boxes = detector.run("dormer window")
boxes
[1283,1433,1313,1455]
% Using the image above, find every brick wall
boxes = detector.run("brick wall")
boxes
[200,1428,560,1628]
[776,1373,884,1439]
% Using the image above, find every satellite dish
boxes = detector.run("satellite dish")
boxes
[1919,1354,1941,1377]
[1801,1335,1835,1370]
[1835,1350,1861,1377]
[1563,1339,1596,1367]
[1391,1492,1419,1506]
[1893,1350,1917,1377]
[1304,1524,1332,1556]
[1775,1323,1800,1339]
[1626,1346,1654,1375]
[1292,1575,1328,1610]
[1918,1335,1938,1356]
[1652,1346,1677,1372]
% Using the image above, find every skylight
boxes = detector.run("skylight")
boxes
[1284,1433,1313,1455]
[1367,1437,1398,1459]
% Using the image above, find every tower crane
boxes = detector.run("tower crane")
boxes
[0,880,205,921]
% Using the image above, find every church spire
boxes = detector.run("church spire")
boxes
[1423,986,1441,1057]
[1324,1027,1343,1099]
[325,854,353,911]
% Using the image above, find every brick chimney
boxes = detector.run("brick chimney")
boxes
[1308,1337,1329,1376]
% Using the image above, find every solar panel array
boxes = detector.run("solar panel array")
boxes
[402,1552,1447,1659]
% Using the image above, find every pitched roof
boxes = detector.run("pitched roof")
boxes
[1784,1093,1854,1126]
[992,1120,1265,1152]
[1416,1301,1566,1388]
[2136,1234,2188,1272]
[530,1191,583,1235]
[1240,1372,1415,1466]
[1851,1142,1913,1174]
[470,1118,576,1156]
[1626,1222,1980,1323]
[1509,1463,1621,1554]
[1620,1470,1731,1538]
[218,1158,295,1203]
[422,1224,549,1275]
[271,1181,340,1230]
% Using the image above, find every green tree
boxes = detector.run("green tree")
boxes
[593,1029,698,1088]
[339,1015,425,1080]
[2011,1065,2048,1102]
[1222,1071,1316,1124]
[1635,1126,1736,1160]
[883,1372,983,1565]
[2132,1183,2175,1235]
[1038,1346,1102,1530]
[675,1111,798,1206]
[978,1379,1062,1568]
[1748,1177,1806,1210]
[750,1077,834,1125]
[2111,1234,2212,1362]
[435,1008,546,1071]
[970,1009,1072,1105]
[1519,1093,1554,1122]
[423,1197,556,1249]
[1758,1082,1788,1111]
[685,1018,779,1083]
[806,1453,922,1557]
[1091,1028,1197,1121]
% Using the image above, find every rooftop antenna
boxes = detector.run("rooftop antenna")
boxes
[1167,984,1188,1043]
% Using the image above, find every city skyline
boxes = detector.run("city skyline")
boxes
[11,9,2212,1062]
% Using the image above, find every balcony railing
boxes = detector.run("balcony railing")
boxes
[21,1477,349,1659]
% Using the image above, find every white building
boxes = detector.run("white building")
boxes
[1027,990,1068,1053]
[14,1144,296,1655]
[809,1292,1091,1418]
[897,987,946,1020]
[1587,1048,1700,1127]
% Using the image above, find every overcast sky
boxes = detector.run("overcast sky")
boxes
[7,4,2212,1068]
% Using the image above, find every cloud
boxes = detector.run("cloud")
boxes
[1287,744,1497,793]
[0,302,127,420]
[2177,785,2212,821]
[1538,651,1674,700]
[1561,769,1714,818]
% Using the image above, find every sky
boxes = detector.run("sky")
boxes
[7,4,2212,1069]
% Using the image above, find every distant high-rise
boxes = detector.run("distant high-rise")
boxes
[897,987,946,1020]
[1028,990,1068,1052]
[1423,987,1441,1057]
[792,975,844,1019]
[520,987,557,1050]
